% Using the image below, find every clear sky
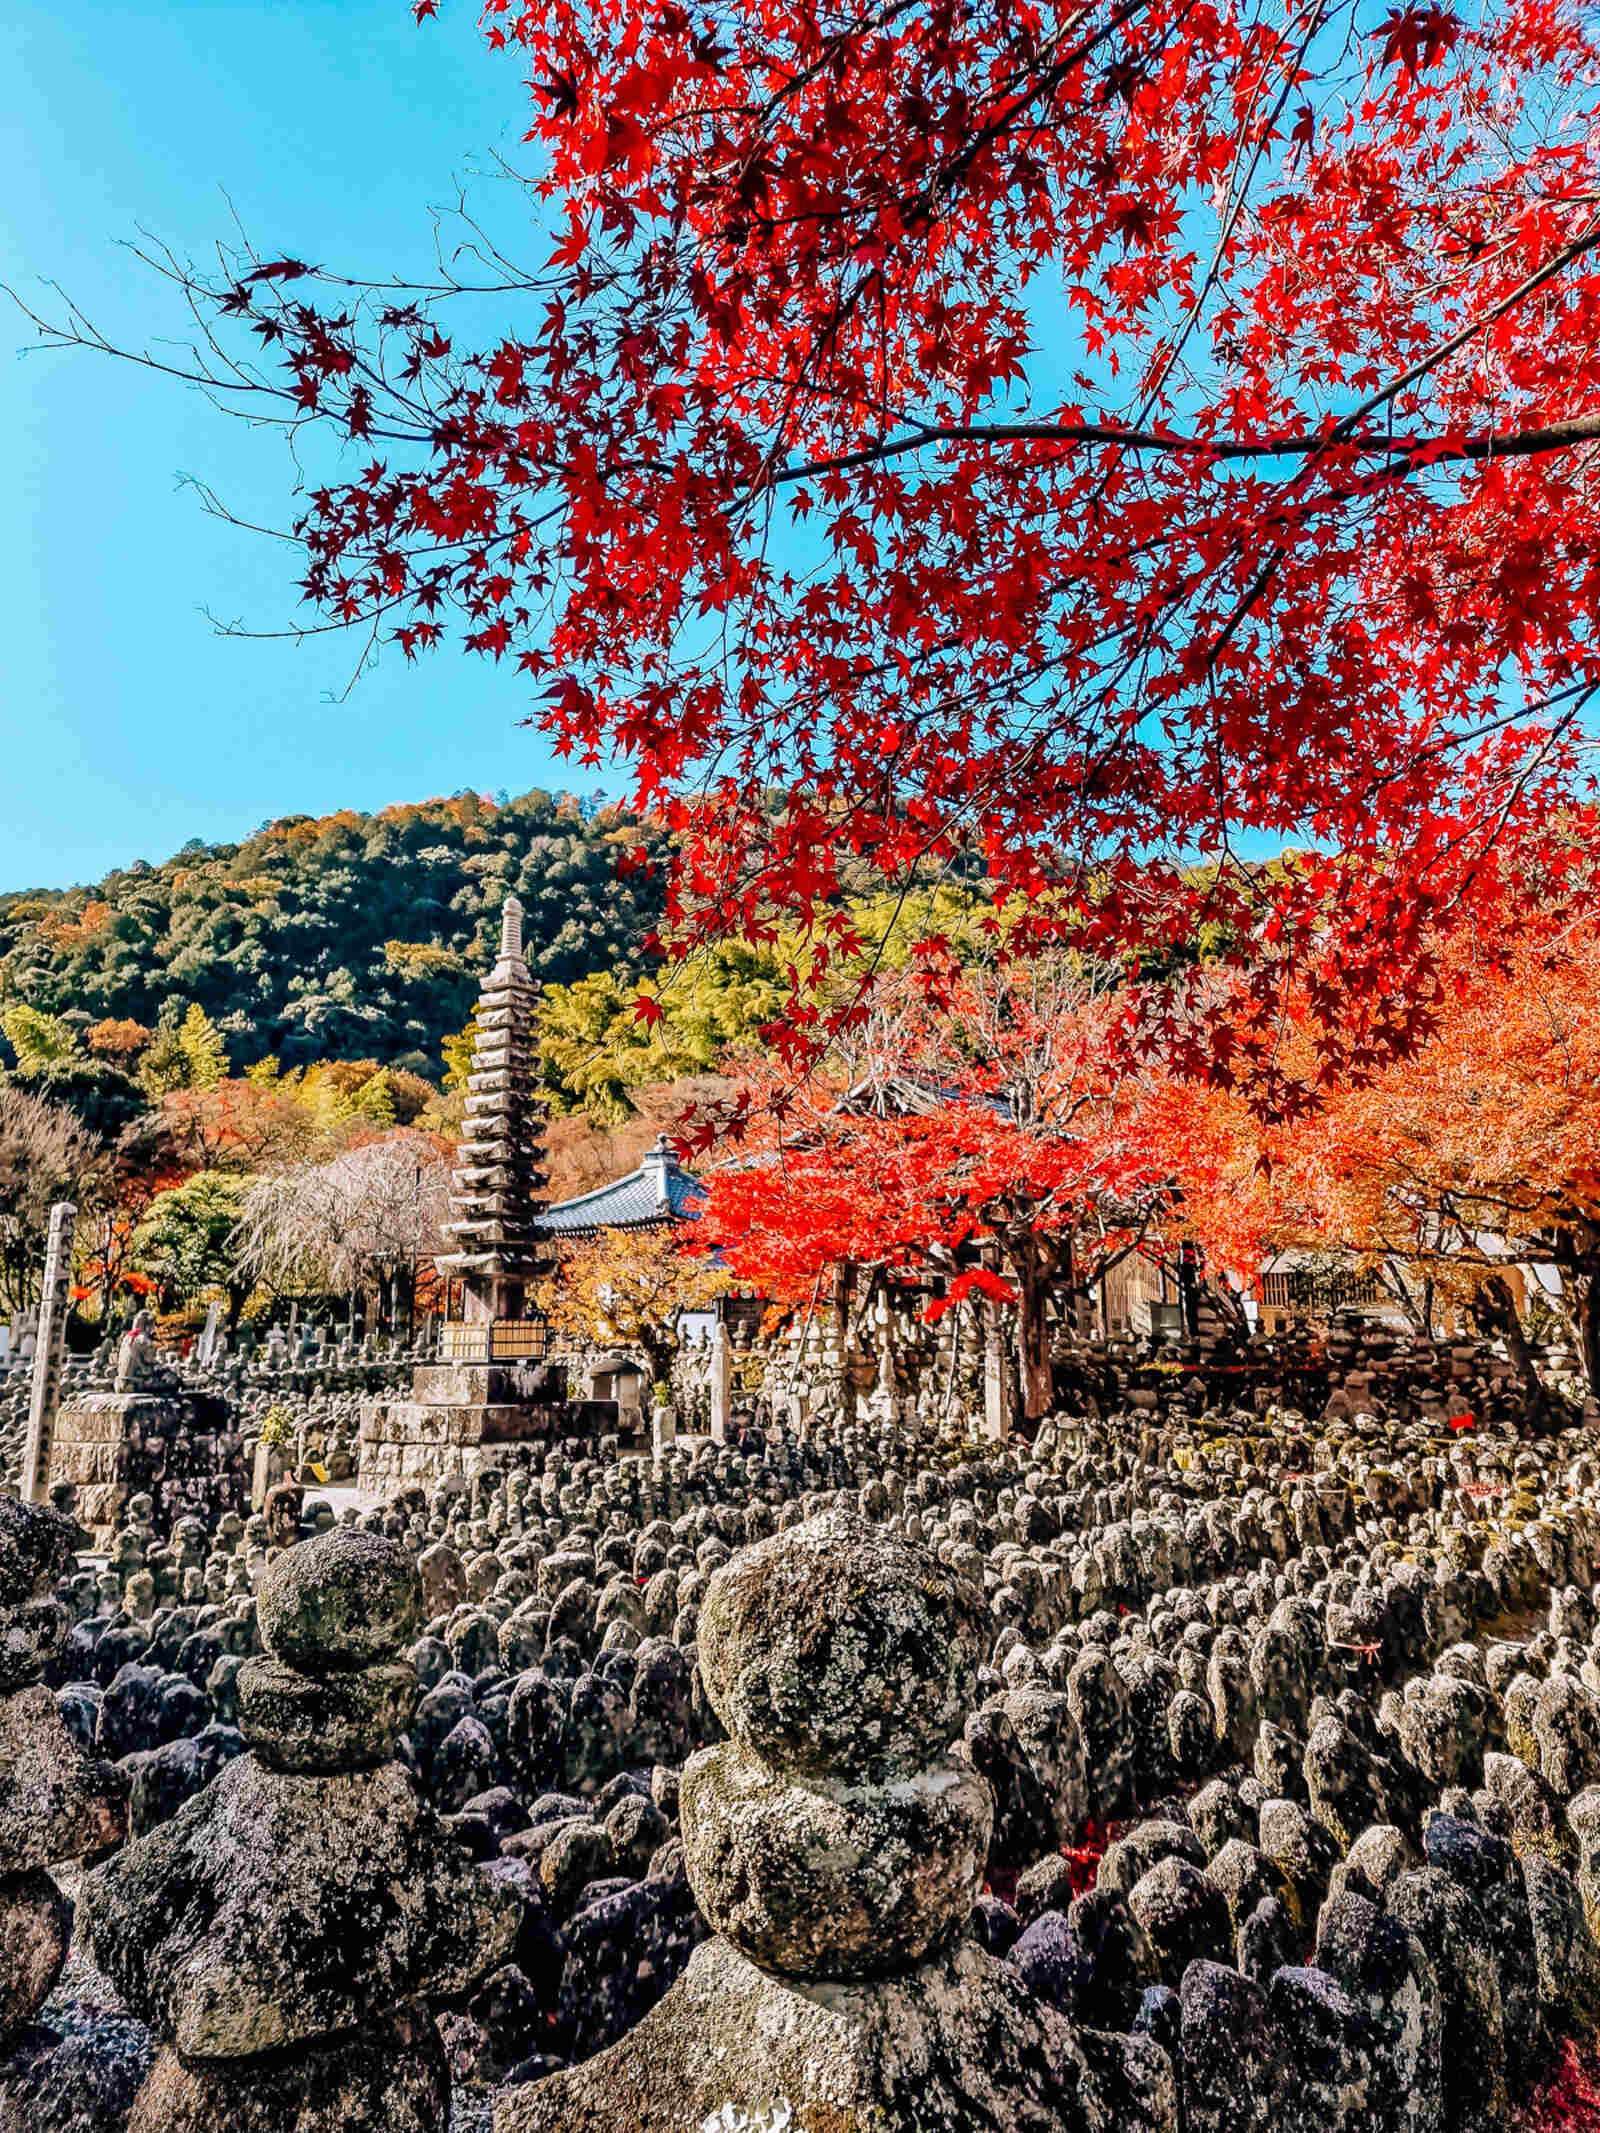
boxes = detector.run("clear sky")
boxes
[2,0,595,893]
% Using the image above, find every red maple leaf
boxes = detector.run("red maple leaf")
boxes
[1372,5,1463,76]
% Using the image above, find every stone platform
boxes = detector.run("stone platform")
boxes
[500,1934,1172,2133]
[358,1363,566,1494]
[49,1390,243,1545]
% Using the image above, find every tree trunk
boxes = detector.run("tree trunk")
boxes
[834,1262,858,1425]
[1177,1241,1202,1340]
[1014,1254,1053,1422]
[1472,1272,1540,1390]
[1378,1260,1431,1336]
[1578,1270,1600,1400]
[640,1330,674,1394]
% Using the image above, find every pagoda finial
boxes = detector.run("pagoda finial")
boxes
[499,893,525,963]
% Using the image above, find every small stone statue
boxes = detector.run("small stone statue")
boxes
[113,1310,160,1394]
[499,1508,1173,2132]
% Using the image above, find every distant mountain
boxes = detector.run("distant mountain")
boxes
[0,790,664,1076]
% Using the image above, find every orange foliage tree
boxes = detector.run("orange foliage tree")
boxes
[85,1018,153,1063]
[158,1080,322,1176]
[1165,923,1600,1390]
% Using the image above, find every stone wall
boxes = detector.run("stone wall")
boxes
[49,1391,247,1549]
[681,1303,1593,1441]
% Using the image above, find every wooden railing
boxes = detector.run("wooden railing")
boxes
[1260,1269,1382,1315]
[438,1317,552,1363]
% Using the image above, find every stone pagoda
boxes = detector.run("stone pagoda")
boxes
[436,892,551,1340]
[358,895,563,1495]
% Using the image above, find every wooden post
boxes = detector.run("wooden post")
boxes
[21,1200,76,1504]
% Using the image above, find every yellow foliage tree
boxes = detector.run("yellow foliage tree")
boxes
[536,1224,731,1388]
[178,1004,228,1090]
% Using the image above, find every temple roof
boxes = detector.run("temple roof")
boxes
[540,1137,702,1237]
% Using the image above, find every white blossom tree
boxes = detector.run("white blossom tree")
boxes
[238,1130,449,1332]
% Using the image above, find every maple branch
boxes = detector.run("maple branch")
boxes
[768,408,1600,485]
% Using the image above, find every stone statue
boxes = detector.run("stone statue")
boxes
[80,1527,515,2130]
[499,1508,1172,2133]
[113,1310,160,1393]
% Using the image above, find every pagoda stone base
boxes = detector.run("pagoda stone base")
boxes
[49,1390,245,1547]
[358,1365,564,1497]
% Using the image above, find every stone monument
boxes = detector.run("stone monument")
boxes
[984,1304,1016,1444]
[113,1309,161,1393]
[196,1300,224,1370]
[359,895,561,1494]
[45,1305,240,1547]
[708,1317,733,1446]
[81,1526,517,2131]
[19,1202,75,1504]
[497,1508,1174,2132]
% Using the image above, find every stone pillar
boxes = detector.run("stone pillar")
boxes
[82,1527,517,2132]
[708,1319,733,1445]
[197,1300,223,1368]
[19,1201,75,1504]
[0,1497,127,2057]
[652,1398,677,1459]
[497,1508,1174,2131]
[983,1302,1014,1444]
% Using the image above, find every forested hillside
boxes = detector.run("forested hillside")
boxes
[0,790,665,1076]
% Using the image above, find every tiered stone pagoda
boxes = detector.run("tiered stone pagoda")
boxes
[436,893,552,1348]
[358,896,563,1494]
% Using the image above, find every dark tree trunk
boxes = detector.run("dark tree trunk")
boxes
[1579,1271,1600,1400]
[1014,1252,1053,1422]
[1177,1241,1202,1339]
[1472,1272,1540,1390]
[640,1330,674,1394]
[834,1262,858,1424]
[1378,1260,1433,1337]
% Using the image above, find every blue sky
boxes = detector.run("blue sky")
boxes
[2,0,596,893]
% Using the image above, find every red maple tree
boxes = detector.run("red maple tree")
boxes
[697,959,1178,1413]
[25,0,1600,1095]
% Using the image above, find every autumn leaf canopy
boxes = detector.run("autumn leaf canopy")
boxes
[30,0,1600,1099]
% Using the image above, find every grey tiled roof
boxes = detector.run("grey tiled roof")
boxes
[539,1140,703,1237]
